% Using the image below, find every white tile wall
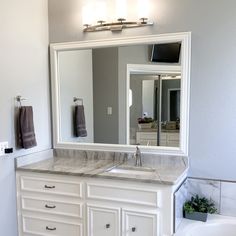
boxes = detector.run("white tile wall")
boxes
[175,180,188,231]
[187,178,221,213]
[221,182,236,217]
[175,178,236,232]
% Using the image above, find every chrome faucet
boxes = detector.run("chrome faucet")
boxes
[133,146,142,167]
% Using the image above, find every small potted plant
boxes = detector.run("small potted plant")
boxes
[183,195,217,222]
[137,117,154,129]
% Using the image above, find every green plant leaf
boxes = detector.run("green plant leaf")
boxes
[183,195,217,214]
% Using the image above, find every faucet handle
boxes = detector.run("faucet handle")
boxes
[132,146,138,159]
[136,146,141,154]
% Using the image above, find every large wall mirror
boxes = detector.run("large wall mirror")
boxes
[50,33,191,155]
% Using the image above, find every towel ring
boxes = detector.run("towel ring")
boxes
[73,97,83,105]
[16,95,27,107]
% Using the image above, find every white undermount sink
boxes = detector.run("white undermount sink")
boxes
[107,166,156,176]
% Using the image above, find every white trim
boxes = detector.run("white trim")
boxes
[50,32,191,156]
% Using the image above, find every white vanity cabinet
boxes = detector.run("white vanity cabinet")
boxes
[16,171,179,236]
[136,131,179,147]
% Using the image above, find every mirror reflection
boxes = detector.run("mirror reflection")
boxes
[58,44,181,148]
[129,73,180,147]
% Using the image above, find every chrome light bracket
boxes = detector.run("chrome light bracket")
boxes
[83,18,153,32]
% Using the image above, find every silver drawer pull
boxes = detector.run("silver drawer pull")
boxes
[45,204,56,209]
[46,226,56,231]
[44,185,55,189]
[132,227,136,232]
[106,224,110,229]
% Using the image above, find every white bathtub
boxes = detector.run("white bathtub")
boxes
[175,214,236,236]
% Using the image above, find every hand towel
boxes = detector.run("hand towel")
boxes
[74,105,87,137]
[18,106,37,149]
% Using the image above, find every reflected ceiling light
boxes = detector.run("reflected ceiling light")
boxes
[162,75,181,80]
[82,0,153,32]
[138,0,149,21]
[116,0,127,21]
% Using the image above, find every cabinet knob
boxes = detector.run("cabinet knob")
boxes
[44,185,55,189]
[132,227,136,232]
[45,204,56,209]
[46,226,56,231]
[106,224,110,229]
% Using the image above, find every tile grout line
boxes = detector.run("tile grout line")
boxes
[219,181,222,214]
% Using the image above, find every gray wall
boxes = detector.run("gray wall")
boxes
[118,45,150,143]
[93,48,119,144]
[0,0,50,235]
[48,0,236,181]
[161,79,181,121]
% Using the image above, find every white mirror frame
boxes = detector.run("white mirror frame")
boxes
[50,32,191,156]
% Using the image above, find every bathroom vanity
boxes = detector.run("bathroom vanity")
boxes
[16,150,188,236]
[15,32,191,236]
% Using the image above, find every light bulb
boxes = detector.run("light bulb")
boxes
[82,4,94,26]
[116,0,127,20]
[138,0,149,19]
[95,1,107,22]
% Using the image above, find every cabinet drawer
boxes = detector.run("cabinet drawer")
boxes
[22,196,83,218]
[160,140,167,146]
[160,133,167,140]
[167,141,179,147]
[167,133,179,141]
[137,132,157,140]
[87,183,159,207]
[20,176,82,198]
[22,215,82,236]
[139,140,157,146]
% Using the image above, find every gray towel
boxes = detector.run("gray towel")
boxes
[18,106,37,149]
[74,105,87,137]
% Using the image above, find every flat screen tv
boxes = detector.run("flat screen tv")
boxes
[151,43,181,63]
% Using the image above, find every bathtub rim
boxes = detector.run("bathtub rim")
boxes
[175,214,236,236]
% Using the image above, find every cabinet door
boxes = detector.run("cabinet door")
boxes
[87,205,120,236]
[122,210,158,236]
[166,133,179,147]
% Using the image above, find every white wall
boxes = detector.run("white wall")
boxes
[48,0,236,181]
[142,80,155,118]
[59,50,94,143]
[0,0,50,235]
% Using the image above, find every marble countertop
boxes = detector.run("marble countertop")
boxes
[16,149,188,185]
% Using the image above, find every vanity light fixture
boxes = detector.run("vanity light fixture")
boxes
[82,0,153,32]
